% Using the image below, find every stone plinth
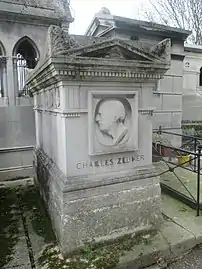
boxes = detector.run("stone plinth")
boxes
[27,30,171,255]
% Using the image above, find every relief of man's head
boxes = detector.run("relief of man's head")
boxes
[95,99,127,141]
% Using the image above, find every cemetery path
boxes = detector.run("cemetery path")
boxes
[0,182,56,269]
[167,244,202,269]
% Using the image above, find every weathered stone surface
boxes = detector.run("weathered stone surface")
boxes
[34,148,162,254]
[28,25,171,255]
[45,25,79,58]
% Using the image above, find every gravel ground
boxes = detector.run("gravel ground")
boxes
[168,245,202,269]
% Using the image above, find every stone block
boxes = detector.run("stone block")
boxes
[35,149,162,254]
[173,76,183,93]
[152,112,172,129]
[159,76,173,93]
[162,94,182,111]
[171,112,182,128]
[152,93,163,111]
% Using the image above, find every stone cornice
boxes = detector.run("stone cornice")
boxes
[27,34,171,93]
[58,69,162,80]
[27,61,60,92]
[0,9,60,26]
[0,1,73,25]
[27,55,170,93]
[34,107,156,117]
[0,12,59,26]
[59,56,169,67]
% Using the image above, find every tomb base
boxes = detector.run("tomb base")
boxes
[34,148,162,254]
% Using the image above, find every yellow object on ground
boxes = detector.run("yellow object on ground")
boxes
[177,155,190,167]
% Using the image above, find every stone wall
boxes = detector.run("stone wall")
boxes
[0,104,35,180]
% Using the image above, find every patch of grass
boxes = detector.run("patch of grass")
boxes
[0,188,20,267]
[38,230,157,269]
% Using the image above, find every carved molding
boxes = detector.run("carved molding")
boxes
[36,87,60,109]
[61,113,81,118]
[59,70,162,79]
[103,46,126,59]
[34,107,85,118]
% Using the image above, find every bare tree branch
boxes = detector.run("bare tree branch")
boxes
[141,0,202,44]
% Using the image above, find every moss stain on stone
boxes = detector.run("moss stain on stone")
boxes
[38,230,156,269]
[0,188,20,267]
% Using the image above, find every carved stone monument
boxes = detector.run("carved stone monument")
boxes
[27,26,171,254]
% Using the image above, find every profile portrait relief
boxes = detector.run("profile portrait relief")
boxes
[94,98,132,147]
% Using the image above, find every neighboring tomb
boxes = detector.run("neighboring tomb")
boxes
[0,0,72,180]
[27,26,171,254]
[85,8,191,145]
[183,44,202,122]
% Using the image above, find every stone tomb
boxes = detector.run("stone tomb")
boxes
[27,28,171,254]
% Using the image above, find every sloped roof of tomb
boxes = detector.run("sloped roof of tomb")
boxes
[58,35,171,63]
[113,16,191,40]
[27,33,171,92]
[85,8,191,40]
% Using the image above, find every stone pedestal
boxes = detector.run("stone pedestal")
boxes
[28,32,171,255]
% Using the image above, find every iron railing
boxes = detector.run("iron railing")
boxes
[17,55,37,96]
[153,127,202,216]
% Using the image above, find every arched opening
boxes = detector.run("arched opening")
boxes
[13,37,39,96]
[200,67,202,87]
[0,41,6,97]
[0,41,6,56]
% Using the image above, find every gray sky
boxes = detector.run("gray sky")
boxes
[69,0,147,35]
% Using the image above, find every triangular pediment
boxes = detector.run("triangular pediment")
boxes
[66,39,164,62]
[79,44,151,61]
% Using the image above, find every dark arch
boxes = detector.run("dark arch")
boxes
[0,41,6,56]
[200,67,202,87]
[13,36,39,68]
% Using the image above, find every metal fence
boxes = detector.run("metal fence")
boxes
[153,127,202,216]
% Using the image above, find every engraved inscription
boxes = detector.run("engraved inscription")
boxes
[76,155,144,169]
